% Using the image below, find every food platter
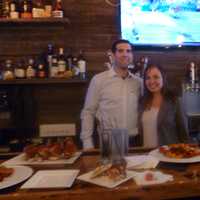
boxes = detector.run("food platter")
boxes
[78,169,135,188]
[149,147,200,163]
[3,152,82,166]
[0,166,33,190]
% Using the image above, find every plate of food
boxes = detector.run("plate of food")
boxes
[0,165,33,190]
[3,138,81,166]
[77,163,135,188]
[149,143,200,163]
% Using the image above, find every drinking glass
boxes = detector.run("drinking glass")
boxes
[99,128,111,164]
[110,128,129,164]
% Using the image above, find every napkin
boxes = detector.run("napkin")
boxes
[126,155,159,170]
[132,170,173,186]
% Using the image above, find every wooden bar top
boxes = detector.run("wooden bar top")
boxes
[1,149,200,200]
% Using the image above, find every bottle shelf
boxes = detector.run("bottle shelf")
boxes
[0,17,70,25]
[0,78,87,85]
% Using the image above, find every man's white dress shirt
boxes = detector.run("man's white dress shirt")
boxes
[80,68,142,149]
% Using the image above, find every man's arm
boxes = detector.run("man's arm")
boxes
[80,76,100,149]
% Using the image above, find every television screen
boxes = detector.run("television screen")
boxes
[120,0,200,47]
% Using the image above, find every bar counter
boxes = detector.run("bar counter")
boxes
[1,148,200,200]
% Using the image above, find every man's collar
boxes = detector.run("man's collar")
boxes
[108,67,133,79]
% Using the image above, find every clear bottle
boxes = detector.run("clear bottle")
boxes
[52,0,63,18]
[26,58,36,78]
[77,50,86,80]
[57,47,66,76]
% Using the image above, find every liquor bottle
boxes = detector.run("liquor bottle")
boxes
[195,63,199,82]
[32,0,45,18]
[132,60,141,77]
[26,58,36,78]
[44,0,52,17]
[14,60,26,79]
[140,56,148,77]
[46,43,54,75]
[72,56,79,76]
[0,0,3,18]
[21,0,32,19]
[50,55,58,78]
[57,47,66,76]
[37,63,46,78]
[52,0,63,18]
[77,50,86,79]
[189,62,196,83]
[128,63,135,74]
[3,59,15,80]
[9,0,19,19]
[107,49,113,69]
[66,48,73,71]
[0,90,10,115]
[2,0,10,18]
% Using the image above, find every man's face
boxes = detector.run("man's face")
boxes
[113,43,133,69]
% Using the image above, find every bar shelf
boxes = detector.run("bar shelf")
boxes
[0,17,70,25]
[0,78,87,85]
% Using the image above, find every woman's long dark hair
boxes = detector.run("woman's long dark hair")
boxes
[141,63,176,110]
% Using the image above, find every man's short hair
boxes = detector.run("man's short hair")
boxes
[111,39,133,53]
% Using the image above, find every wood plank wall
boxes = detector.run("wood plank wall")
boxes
[1,0,199,85]
[0,0,199,144]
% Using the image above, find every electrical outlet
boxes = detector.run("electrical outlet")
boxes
[40,123,76,137]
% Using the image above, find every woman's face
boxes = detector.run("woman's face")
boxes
[145,67,163,94]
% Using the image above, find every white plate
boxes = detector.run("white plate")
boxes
[0,166,33,190]
[3,152,82,166]
[149,148,200,163]
[77,170,135,188]
[125,155,148,169]
[21,169,80,189]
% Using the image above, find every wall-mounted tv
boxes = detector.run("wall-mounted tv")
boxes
[120,0,200,48]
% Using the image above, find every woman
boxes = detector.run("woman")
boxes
[138,63,190,148]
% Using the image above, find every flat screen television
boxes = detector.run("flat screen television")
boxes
[120,0,200,48]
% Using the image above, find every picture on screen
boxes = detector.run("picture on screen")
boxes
[121,0,200,46]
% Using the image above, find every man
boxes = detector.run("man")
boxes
[80,39,142,150]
